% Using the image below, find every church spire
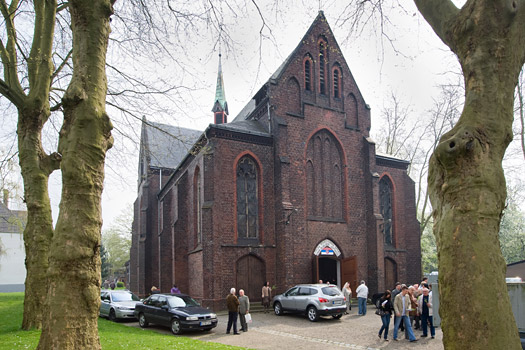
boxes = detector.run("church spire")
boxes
[212,52,229,124]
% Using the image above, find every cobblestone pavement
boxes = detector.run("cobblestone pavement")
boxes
[129,306,444,350]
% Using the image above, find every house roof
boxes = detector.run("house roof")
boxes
[141,119,203,170]
[0,202,26,234]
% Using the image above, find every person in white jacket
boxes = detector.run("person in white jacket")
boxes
[417,288,435,338]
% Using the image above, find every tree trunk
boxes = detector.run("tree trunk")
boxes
[18,107,58,330]
[416,1,525,349]
[37,0,114,348]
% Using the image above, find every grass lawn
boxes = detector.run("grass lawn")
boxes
[0,293,245,350]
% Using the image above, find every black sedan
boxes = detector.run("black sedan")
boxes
[134,293,218,335]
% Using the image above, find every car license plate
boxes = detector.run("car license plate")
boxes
[332,300,342,305]
[200,321,212,326]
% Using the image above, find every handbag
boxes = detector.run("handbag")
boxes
[245,313,252,323]
[375,308,385,316]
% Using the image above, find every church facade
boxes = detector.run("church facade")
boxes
[129,12,421,309]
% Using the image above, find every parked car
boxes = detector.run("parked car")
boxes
[134,293,218,334]
[272,284,346,322]
[99,289,142,321]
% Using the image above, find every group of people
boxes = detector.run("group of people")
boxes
[149,284,181,295]
[377,279,435,342]
[226,282,272,335]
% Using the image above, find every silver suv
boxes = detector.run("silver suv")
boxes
[272,284,346,321]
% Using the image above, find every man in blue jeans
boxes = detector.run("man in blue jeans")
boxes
[356,280,368,315]
[393,286,417,342]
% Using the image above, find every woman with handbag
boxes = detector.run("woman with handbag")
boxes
[378,290,393,341]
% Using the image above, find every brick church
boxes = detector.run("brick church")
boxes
[129,12,421,309]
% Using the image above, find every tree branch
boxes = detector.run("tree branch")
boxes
[0,77,24,106]
[0,0,24,98]
[413,0,459,49]
[40,152,61,176]
[51,49,72,83]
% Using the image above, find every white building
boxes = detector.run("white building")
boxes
[0,195,26,292]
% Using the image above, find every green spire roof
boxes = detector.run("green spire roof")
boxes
[212,53,228,114]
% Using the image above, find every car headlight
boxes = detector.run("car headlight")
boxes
[210,313,217,319]
[186,316,198,321]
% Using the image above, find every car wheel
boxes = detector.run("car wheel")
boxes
[274,302,283,316]
[171,319,182,335]
[108,309,116,322]
[332,314,343,319]
[307,306,319,322]
[138,313,148,328]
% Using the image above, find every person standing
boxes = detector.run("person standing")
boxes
[391,283,404,332]
[342,282,352,313]
[238,289,250,332]
[226,288,240,335]
[262,282,272,313]
[418,288,435,339]
[393,286,417,342]
[170,284,181,294]
[356,280,369,315]
[378,290,393,341]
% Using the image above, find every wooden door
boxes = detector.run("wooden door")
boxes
[341,256,358,292]
[384,258,397,290]
[236,255,265,302]
[312,255,319,283]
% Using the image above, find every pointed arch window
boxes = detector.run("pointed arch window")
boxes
[319,41,326,95]
[306,130,344,220]
[237,157,259,240]
[193,167,202,246]
[333,68,341,99]
[379,176,394,246]
[304,59,312,91]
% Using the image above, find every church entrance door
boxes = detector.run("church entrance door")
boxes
[236,255,265,302]
[384,258,397,290]
[313,239,343,288]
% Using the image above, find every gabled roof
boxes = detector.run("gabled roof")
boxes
[140,118,202,170]
[0,202,26,234]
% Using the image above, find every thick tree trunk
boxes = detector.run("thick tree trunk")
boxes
[37,1,114,348]
[18,107,58,330]
[417,1,525,349]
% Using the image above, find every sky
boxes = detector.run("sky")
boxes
[4,0,523,231]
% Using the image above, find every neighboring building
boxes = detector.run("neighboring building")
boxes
[129,12,421,309]
[0,192,26,292]
[507,260,525,280]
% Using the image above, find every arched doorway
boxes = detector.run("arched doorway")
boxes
[312,239,354,289]
[384,258,397,290]
[236,255,265,302]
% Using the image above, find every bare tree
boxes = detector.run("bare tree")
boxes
[342,1,524,348]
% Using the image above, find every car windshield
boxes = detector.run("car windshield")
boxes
[167,295,200,308]
[111,292,140,302]
[321,286,342,296]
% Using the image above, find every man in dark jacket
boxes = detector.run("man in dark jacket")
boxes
[226,288,240,335]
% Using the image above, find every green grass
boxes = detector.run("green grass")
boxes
[0,293,245,350]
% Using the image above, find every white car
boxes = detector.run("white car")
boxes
[100,290,142,321]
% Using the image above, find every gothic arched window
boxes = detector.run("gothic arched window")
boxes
[333,67,341,98]
[304,57,312,91]
[306,130,344,220]
[319,40,326,95]
[193,167,202,246]
[237,157,259,239]
[379,176,394,246]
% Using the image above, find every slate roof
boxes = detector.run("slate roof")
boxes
[0,202,26,233]
[141,120,203,170]
[213,119,270,137]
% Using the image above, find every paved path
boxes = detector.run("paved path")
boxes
[128,306,444,350]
